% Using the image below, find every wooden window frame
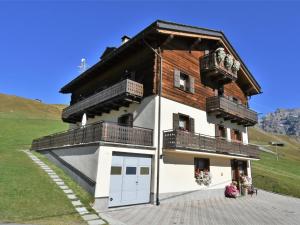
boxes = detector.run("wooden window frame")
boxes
[118,113,133,127]
[231,129,242,143]
[216,124,227,139]
[174,69,195,94]
[194,158,210,178]
[173,113,195,133]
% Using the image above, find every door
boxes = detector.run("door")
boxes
[109,154,151,207]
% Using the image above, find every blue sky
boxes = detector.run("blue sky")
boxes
[0,1,299,115]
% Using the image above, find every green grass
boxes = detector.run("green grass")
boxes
[0,94,101,225]
[249,127,300,198]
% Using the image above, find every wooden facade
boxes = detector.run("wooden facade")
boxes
[158,41,248,111]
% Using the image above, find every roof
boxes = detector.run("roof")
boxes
[60,20,262,95]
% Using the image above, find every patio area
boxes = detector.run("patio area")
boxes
[99,189,300,225]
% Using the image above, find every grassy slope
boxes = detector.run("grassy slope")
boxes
[0,94,94,225]
[249,127,300,198]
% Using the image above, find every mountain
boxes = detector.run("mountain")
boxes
[259,108,300,137]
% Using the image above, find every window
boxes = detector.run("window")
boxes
[231,159,248,181]
[232,129,242,142]
[216,125,227,139]
[174,69,194,93]
[126,167,137,175]
[173,113,194,132]
[140,167,150,175]
[118,113,133,127]
[179,114,189,131]
[194,158,210,177]
[179,73,188,91]
[111,166,122,175]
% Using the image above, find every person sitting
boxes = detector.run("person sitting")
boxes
[225,181,239,198]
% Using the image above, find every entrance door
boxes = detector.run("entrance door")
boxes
[109,154,151,207]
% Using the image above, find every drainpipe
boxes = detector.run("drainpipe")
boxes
[143,39,162,206]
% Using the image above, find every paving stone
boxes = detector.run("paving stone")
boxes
[63,189,73,194]
[41,166,50,169]
[59,185,69,190]
[56,181,65,185]
[46,172,56,175]
[75,207,89,215]
[67,194,77,200]
[53,178,63,182]
[51,175,59,179]
[87,219,106,225]
[82,214,99,221]
[72,200,83,206]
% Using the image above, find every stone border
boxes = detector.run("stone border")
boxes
[23,150,106,225]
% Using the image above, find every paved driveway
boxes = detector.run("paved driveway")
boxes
[100,190,300,225]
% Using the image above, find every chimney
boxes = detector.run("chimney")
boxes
[121,35,130,45]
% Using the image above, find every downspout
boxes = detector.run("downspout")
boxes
[143,39,162,206]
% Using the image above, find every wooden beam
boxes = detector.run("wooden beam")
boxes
[189,37,202,51]
[161,34,174,47]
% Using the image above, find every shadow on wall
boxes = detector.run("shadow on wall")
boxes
[207,114,246,133]
[163,152,231,168]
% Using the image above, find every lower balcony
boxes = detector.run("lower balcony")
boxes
[163,130,259,158]
[206,96,258,126]
[31,121,153,151]
[62,79,144,123]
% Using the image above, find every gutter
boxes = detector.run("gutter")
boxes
[143,39,162,206]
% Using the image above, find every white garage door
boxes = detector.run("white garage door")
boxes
[109,154,152,207]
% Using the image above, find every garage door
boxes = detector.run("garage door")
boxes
[109,154,152,207]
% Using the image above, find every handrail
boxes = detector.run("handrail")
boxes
[163,129,259,158]
[206,96,258,124]
[31,121,153,150]
[62,79,143,119]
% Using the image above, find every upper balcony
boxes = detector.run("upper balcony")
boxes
[31,121,154,151]
[62,79,144,123]
[163,130,259,159]
[200,48,239,89]
[206,96,258,126]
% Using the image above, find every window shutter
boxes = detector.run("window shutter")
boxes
[215,124,219,137]
[189,117,195,133]
[174,69,181,88]
[127,113,133,127]
[188,76,195,93]
[173,113,179,130]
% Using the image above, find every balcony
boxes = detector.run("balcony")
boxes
[206,96,258,126]
[62,79,144,123]
[163,130,259,158]
[31,121,153,151]
[200,49,239,89]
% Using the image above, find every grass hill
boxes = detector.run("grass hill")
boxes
[0,93,93,225]
[249,127,300,198]
[0,93,65,120]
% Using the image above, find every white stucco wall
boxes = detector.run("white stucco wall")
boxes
[90,95,254,198]
[159,96,248,144]
[52,145,100,181]
[159,151,233,194]
[79,95,156,131]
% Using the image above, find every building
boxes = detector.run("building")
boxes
[31,20,262,210]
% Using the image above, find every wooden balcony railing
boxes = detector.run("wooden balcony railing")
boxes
[62,79,143,122]
[206,96,258,126]
[31,121,153,151]
[200,51,238,88]
[163,130,259,158]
